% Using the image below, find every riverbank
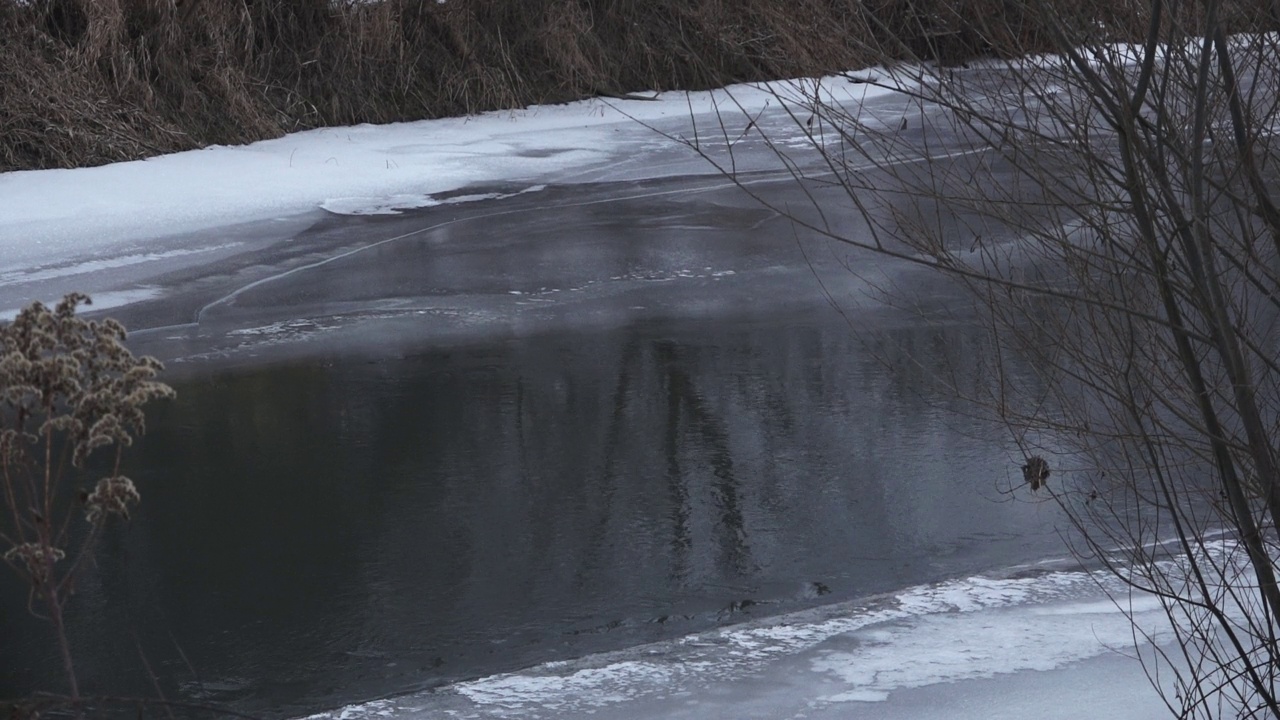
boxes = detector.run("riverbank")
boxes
[3,0,1126,172]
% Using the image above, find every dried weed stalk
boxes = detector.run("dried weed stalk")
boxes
[0,293,174,700]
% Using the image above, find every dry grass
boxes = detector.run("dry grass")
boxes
[0,0,1150,172]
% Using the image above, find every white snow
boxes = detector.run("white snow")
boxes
[0,76,900,283]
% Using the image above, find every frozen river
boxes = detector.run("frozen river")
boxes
[0,71,1172,719]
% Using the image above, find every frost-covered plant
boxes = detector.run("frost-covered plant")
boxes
[0,293,174,700]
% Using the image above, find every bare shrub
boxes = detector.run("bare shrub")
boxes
[716,0,1280,714]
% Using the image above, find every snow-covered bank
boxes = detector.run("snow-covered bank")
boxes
[301,561,1172,719]
[0,75,898,277]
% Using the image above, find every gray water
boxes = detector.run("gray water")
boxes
[1,314,1062,717]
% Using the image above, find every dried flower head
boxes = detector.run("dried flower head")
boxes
[0,293,175,468]
[3,542,66,584]
[85,475,141,523]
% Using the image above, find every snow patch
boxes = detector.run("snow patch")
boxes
[226,318,343,337]
[456,661,675,709]
[0,77,898,278]
[303,699,397,719]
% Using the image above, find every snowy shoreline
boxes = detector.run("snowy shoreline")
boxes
[300,553,1173,720]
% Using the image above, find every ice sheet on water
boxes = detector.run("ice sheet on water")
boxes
[320,194,443,215]
[804,594,1168,706]
[300,562,1166,719]
[0,245,241,288]
[0,286,163,321]
[320,184,548,216]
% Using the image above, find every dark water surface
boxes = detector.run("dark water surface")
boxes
[2,310,1062,717]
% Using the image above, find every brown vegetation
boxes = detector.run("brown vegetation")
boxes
[0,0,1115,172]
[1,294,174,704]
